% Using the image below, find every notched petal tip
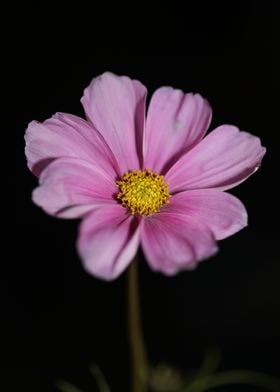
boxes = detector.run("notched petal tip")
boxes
[166,125,266,192]
[77,206,140,280]
[81,71,147,174]
[144,87,212,173]
[141,212,218,276]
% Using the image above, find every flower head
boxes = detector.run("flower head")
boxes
[25,72,266,280]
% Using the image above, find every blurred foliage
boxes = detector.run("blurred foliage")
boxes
[56,347,280,392]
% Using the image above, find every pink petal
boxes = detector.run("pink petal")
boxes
[144,87,212,173]
[162,190,247,240]
[77,205,140,280]
[166,125,266,192]
[81,72,147,174]
[140,212,217,275]
[33,157,117,218]
[25,112,119,177]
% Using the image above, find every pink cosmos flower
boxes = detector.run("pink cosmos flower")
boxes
[25,72,265,280]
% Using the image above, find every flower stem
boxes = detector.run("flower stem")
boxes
[127,254,149,392]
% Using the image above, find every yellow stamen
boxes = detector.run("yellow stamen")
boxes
[116,169,171,216]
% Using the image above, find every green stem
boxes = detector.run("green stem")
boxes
[127,255,149,392]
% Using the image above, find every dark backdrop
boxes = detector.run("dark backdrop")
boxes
[7,1,280,391]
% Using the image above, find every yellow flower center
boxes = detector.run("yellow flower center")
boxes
[116,169,171,216]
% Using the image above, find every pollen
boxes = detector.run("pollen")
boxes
[116,169,171,216]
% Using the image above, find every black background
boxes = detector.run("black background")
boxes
[7,1,280,391]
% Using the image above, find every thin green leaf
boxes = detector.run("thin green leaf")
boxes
[196,347,221,378]
[184,370,280,392]
[55,379,85,392]
[89,364,111,392]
